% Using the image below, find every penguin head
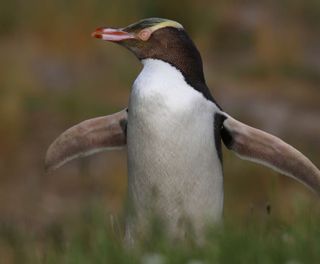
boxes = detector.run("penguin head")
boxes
[92,18,198,61]
[92,18,185,59]
[92,18,206,88]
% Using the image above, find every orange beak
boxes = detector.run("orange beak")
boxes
[91,27,136,42]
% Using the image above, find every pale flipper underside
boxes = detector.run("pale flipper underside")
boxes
[45,109,127,172]
[221,114,320,195]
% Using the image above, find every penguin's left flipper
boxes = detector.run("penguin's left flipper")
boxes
[45,109,127,172]
[221,114,320,195]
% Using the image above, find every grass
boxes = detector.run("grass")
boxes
[1,203,319,264]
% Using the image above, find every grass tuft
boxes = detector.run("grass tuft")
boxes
[1,204,319,263]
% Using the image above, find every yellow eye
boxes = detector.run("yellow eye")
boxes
[138,29,152,41]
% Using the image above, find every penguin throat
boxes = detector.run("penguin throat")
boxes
[141,58,218,106]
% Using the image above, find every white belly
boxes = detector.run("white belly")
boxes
[126,59,223,239]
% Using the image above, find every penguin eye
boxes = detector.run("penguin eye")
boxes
[138,29,152,41]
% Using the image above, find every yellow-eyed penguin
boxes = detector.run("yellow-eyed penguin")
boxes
[45,18,320,243]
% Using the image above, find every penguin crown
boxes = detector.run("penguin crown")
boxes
[124,18,183,35]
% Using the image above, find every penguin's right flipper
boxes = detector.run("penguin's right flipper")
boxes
[45,109,127,172]
[221,114,320,195]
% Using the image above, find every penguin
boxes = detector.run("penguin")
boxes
[45,18,320,243]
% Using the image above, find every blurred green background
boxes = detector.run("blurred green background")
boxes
[0,0,320,261]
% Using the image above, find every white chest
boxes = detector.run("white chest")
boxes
[126,59,223,238]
